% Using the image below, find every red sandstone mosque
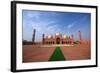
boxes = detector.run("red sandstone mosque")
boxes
[31,29,82,45]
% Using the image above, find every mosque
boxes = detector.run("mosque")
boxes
[32,29,82,45]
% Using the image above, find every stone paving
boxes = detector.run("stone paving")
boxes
[23,43,91,63]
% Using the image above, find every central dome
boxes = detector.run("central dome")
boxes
[48,35,52,39]
[55,32,60,36]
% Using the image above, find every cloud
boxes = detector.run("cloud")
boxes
[32,20,58,33]
[26,11,41,19]
[67,23,74,29]
[25,11,68,41]
[66,18,78,29]
[67,15,89,29]
[31,20,60,41]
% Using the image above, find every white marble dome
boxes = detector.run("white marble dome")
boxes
[48,35,52,39]
[55,32,60,36]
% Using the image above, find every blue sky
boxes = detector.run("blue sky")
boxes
[22,10,91,42]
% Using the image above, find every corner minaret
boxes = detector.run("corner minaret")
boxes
[78,31,82,43]
[32,29,36,43]
[71,34,74,44]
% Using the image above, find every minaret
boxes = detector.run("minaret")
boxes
[78,31,82,44]
[32,29,36,44]
[71,34,74,45]
[42,33,45,44]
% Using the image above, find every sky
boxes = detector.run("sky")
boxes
[22,10,91,42]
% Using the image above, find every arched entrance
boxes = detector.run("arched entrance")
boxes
[56,38,60,44]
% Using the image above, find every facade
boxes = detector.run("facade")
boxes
[42,32,74,45]
[32,29,82,45]
[23,29,82,45]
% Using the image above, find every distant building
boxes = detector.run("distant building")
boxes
[41,32,74,45]
[31,29,81,45]
[23,29,82,45]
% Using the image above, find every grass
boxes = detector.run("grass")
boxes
[49,47,65,61]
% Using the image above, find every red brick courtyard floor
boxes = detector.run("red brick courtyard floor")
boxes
[23,43,91,63]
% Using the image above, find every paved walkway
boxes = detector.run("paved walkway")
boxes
[23,43,90,63]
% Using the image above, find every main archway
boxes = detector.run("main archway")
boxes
[56,38,60,44]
